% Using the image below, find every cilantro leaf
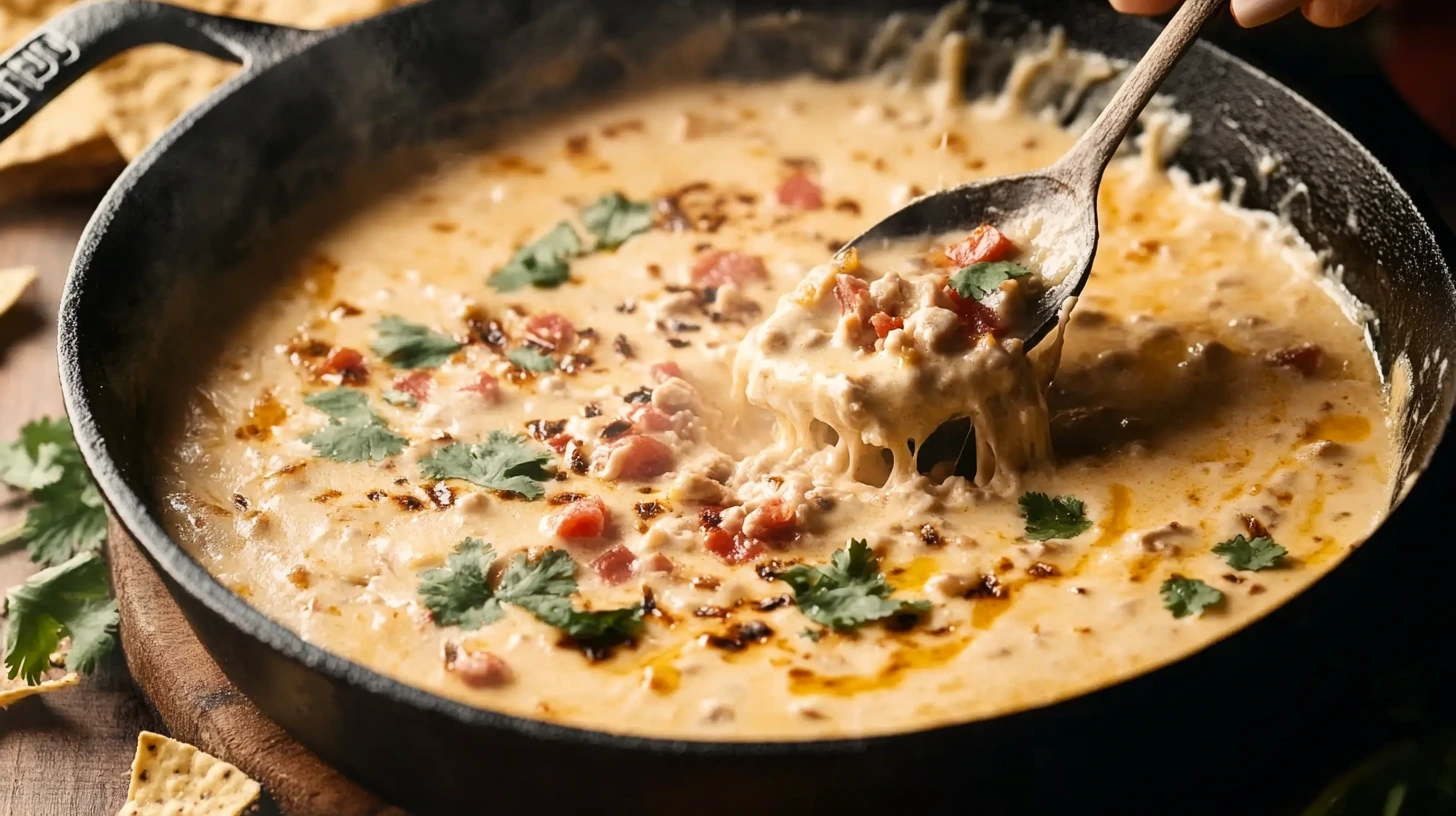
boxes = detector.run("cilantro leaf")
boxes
[495,549,642,647]
[580,192,654,250]
[506,347,557,372]
[0,417,75,491]
[418,432,553,498]
[23,478,106,566]
[302,388,406,463]
[948,261,1031,301]
[1019,492,1092,541]
[488,222,582,292]
[3,551,118,684]
[1212,534,1287,571]
[381,388,417,408]
[371,316,462,370]
[417,539,503,629]
[779,539,931,632]
[1160,575,1224,619]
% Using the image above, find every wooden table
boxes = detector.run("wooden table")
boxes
[0,196,161,816]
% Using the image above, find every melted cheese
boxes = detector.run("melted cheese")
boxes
[154,74,1395,740]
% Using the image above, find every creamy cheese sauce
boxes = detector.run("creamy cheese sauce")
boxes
[155,73,1395,740]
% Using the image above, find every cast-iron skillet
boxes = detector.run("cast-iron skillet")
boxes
[2,0,1452,812]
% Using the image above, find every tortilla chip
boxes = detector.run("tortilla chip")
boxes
[0,3,123,201]
[93,0,420,160]
[116,731,261,816]
[0,265,36,316]
[0,669,79,707]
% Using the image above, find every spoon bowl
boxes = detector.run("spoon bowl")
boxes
[847,0,1225,348]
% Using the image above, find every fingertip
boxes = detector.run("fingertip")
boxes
[1302,0,1381,27]
[1109,0,1181,16]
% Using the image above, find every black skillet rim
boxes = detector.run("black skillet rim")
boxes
[56,2,1456,758]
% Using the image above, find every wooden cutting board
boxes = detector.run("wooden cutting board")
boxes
[108,520,408,816]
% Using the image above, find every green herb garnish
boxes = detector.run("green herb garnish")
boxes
[506,347,557,372]
[1019,492,1092,541]
[0,417,106,566]
[418,539,503,629]
[580,192,654,250]
[371,316,462,370]
[4,552,118,684]
[778,539,931,632]
[488,222,583,291]
[302,388,407,463]
[1160,575,1224,619]
[948,261,1030,301]
[418,432,553,498]
[1212,534,1287,572]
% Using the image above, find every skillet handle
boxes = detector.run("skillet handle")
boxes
[0,0,313,145]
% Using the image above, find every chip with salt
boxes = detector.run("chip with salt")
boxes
[0,667,78,707]
[116,731,261,816]
[0,265,36,317]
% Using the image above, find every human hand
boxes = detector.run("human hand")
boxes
[1108,0,1380,28]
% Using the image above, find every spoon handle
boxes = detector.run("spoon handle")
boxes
[1052,0,1226,188]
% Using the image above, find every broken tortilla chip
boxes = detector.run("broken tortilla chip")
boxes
[0,265,37,317]
[117,731,261,816]
[0,668,79,707]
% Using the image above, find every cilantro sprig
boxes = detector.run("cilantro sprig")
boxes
[949,261,1030,301]
[1213,534,1287,572]
[371,316,462,370]
[779,539,931,632]
[1160,575,1224,619]
[419,432,553,498]
[417,543,642,651]
[1019,492,1092,541]
[580,192,654,250]
[302,388,407,463]
[4,551,118,684]
[0,418,106,566]
[489,222,583,291]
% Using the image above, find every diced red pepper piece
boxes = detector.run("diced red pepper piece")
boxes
[742,498,798,542]
[591,434,674,481]
[944,284,1002,339]
[392,371,433,401]
[627,403,675,432]
[651,361,683,382]
[590,544,637,585]
[449,651,512,688]
[523,313,577,352]
[320,346,368,383]
[691,250,768,288]
[1267,343,1323,377]
[833,274,872,317]
[545,434,573,453]
[545,495,608,539]
[945,224,1016,266]
[775,172,824,210]
[703,527,764,564]
[462,372,500,405]
[870,312,903,339]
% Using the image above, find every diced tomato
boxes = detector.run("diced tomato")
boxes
[742,498,798,542]
[523,313,577,352]
[627,403,675,432]
[651,361,683,382]
[545,495,608,539]
[546,434,573,452]
[1267,343,1322,377]
[944,284,1002,339]
[691,250,768,288]
[320,346,368,383]
[591,434,674,481]
[775,172,824,210]
[462,372,501,405]
[945,224,1016,267]
[449,651,512,688]
[870,312,903,339]
[590,544,637,585]
[703,527,765,564]
[833,274,872,317]
[392,371,433,401]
